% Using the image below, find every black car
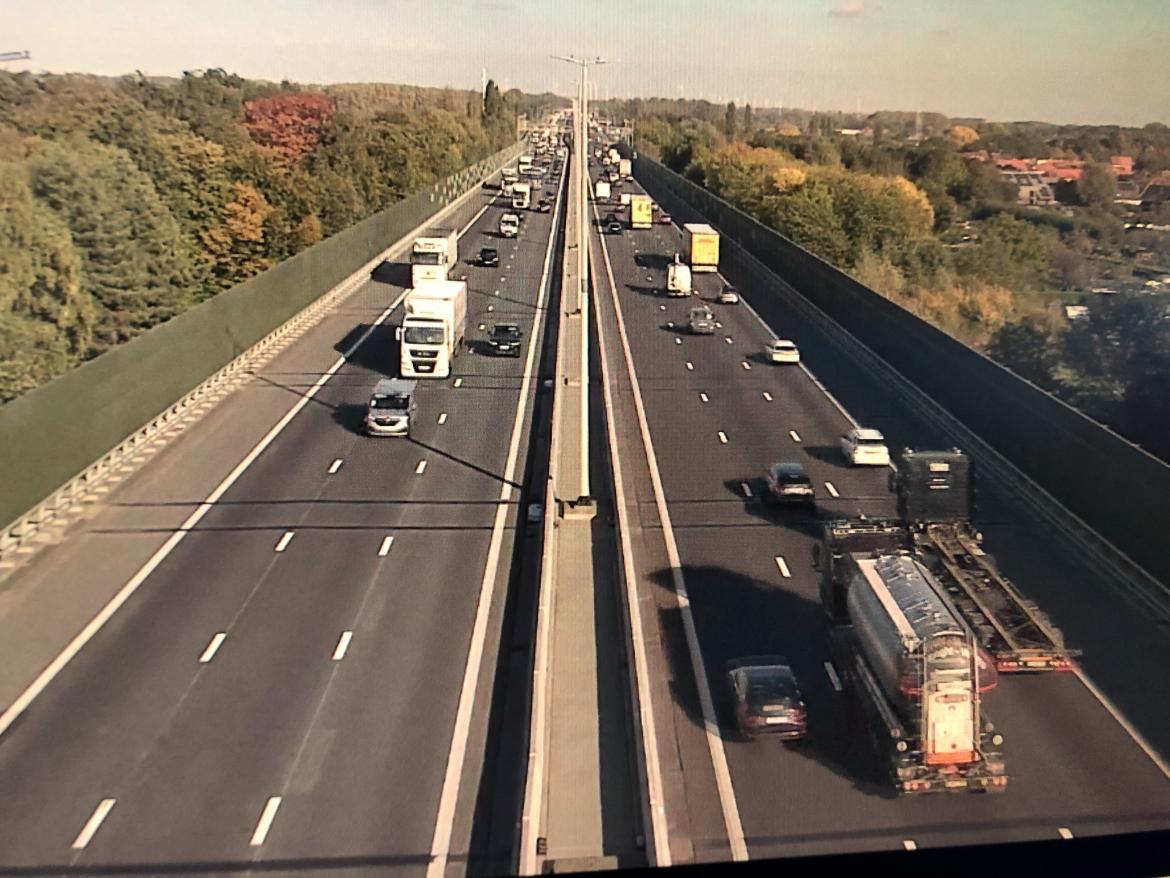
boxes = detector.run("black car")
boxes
[764,462,815,507]
[479,247,500,268]
[726,656,808,740]
[487,323,523,357]
[606,218,623,234]
[537,199,552,213]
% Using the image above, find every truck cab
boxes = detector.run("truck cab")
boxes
[365,378,417,437]
[499,213,520,237]
[512,182,531,210]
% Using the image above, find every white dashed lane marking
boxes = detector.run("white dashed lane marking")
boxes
[250,797,283,846]
[378,536,394,557]
[72,799,116,850]
[825,482,839,498]
[775,556,791,578]
[274,532,295,553]
[717,431,728,445]
[199,633,227,663]
[789,430,801,443]
[327,459,343,474]
[415,460,427,475]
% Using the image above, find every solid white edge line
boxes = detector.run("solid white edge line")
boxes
[274,531,295,552]
[825,481,839,498]
[705,198,1170,781]
[332,631,353,661]
[775,556,791,578]
[71,798,116,850]
[0,169,501,741]
[250,796,282,846]
[592,188,749,861]
[199,632,227,664]
[588,199,673,868]
[378,535,394,557]
[430,156,566,878]
[328,458,343,474]
[824,661,843,692]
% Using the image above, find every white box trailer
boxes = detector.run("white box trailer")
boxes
[399,280,467,379]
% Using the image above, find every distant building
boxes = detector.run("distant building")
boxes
[1064,305,1090,321]
[1000,170,1056,206]
[1111,155,1135,179]
[1035,159,1083,184]
[1139,173,1170,211]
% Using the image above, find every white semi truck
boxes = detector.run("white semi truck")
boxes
[410,228,458,286]
[398,280,467,379]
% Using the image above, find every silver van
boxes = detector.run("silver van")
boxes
[365,378,417,437]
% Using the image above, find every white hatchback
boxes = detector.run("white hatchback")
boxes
[840,428,890,466]
[766,339,800,364]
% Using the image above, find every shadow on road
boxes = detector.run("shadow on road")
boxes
[334,323,398,375]
[648,563,892,797]
[370,260,410,287]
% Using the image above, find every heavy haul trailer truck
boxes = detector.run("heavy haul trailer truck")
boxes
[823,449,1078,675]
[820,549,1008,794]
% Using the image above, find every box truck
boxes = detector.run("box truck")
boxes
[398,280,467,379]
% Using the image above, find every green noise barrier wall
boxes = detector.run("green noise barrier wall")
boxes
[0,142,522,529]
[636,156,1170,588]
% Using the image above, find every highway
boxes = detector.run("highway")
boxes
[0,163,565,874]
[588,156,1170,862]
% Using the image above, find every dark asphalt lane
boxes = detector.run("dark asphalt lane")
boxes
[0,166,565,872]
[592,168,1170,860]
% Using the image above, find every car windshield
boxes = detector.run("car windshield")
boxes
[858,437,886,446]
[492,326,520,340]
[403,326,444,345]
[739,668,797,706]
[772,467,808,483]
[411,252,442,265]
[371,394,410,410]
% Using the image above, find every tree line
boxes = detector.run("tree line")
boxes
[0,70,529,403]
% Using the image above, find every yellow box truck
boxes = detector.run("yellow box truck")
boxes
[685,223,720,272]
[630,195,653,229]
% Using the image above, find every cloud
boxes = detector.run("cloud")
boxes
[828,1,866,18]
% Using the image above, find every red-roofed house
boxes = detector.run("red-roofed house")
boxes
[1111,155,1135,179]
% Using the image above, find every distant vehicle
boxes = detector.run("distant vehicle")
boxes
[398,280,467,379]
[659,212,672,225]
[840,427,890,466]
[479,247,499,268]
[537,198,552,213]
[410,227,458,286]
[726,656,808,740]
[595,180,611,201]
[499,213,520,238]
[650,202,660,212]
[619,157,632,178]
[487,322,523,357]
[630,195,653,229]
[608,171,620,184]
[605,216,623,234]
[718,284,740,304]
[766,339,800,364]
[688,306,716,334]
[666,256,692,297]
[764,462,815,507]
[518,154,534,174]
[365,378,417,437]
[512,181,531,210]
[685,223,720,273]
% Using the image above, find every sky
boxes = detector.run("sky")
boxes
[4,0,1169,127]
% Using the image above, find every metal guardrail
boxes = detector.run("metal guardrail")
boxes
[0,142,524,572]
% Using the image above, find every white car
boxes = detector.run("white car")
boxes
[766,339,800,364]
[719,284,740,304]
[840,428,891,467]
[499,213,520,238]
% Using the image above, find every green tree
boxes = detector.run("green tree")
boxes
[31,140,193,349]
[956,213,1049,289]
[986,320,1061,389]
[724,101,736,139]
[743,103,753,136]
[0,160,96,400]
[1077,162,1116,211]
